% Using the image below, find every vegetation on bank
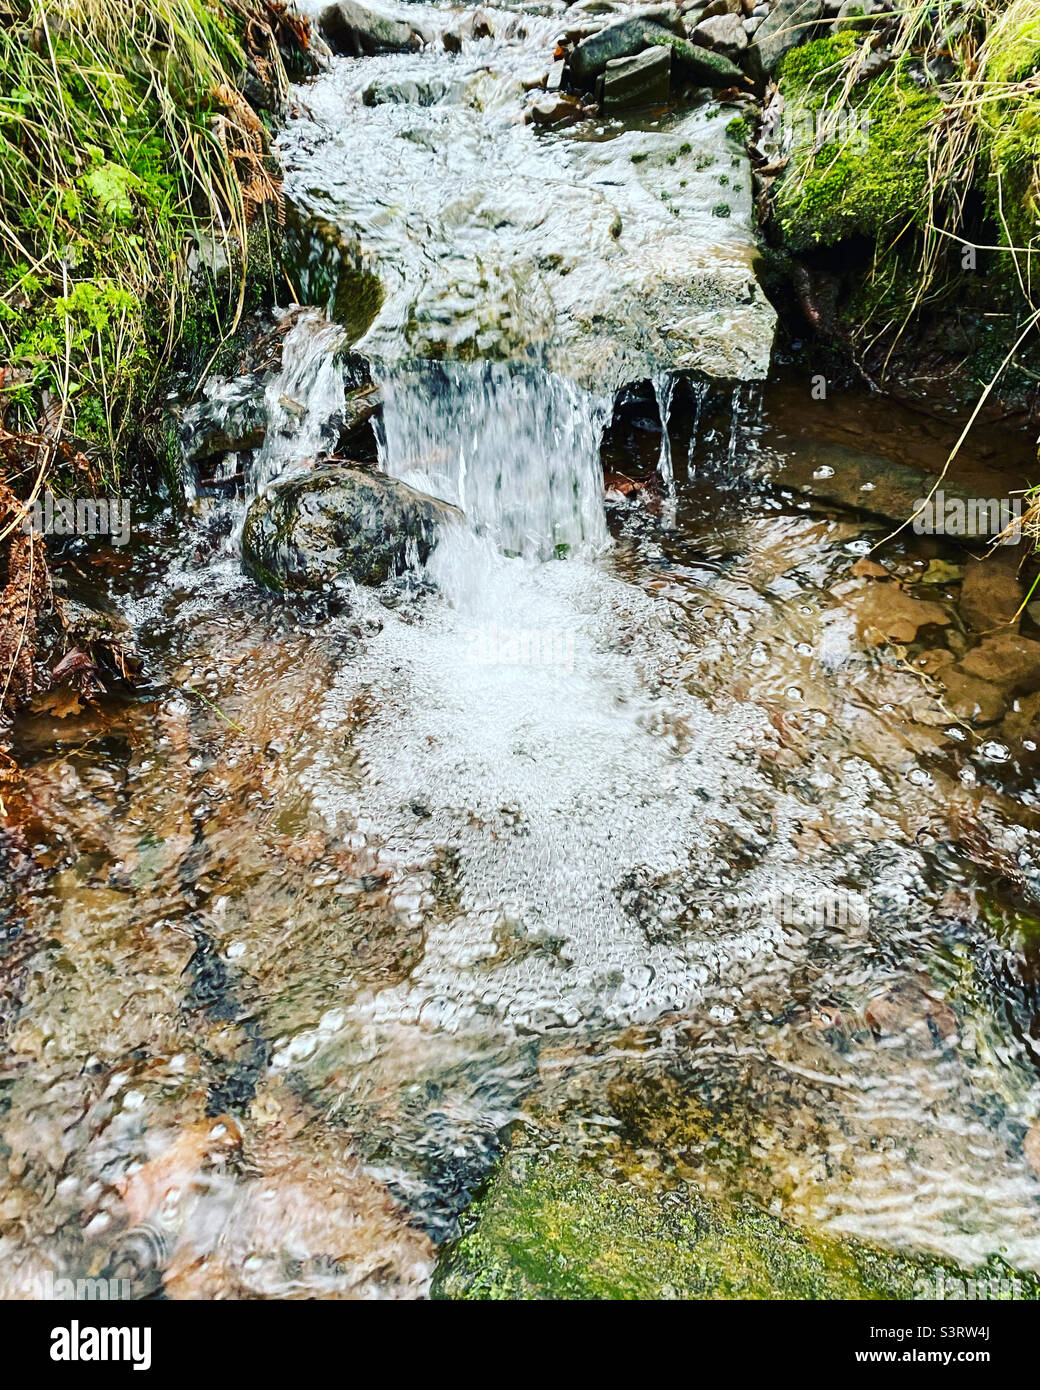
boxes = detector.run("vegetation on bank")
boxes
[768,1,1040,413]
[0,0,309,488]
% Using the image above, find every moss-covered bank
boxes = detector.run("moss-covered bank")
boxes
[762,7,1040,418]
[434,1150,1037,1301]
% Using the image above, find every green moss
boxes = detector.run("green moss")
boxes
[434,1151,1031,1301]
[774,37,940,252]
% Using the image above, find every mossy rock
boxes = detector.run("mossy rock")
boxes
[773,36,941,253]
[242,461,461,592]
[434,1152,1028,1300]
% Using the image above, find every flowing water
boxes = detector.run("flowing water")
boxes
[4,0,1040,1299]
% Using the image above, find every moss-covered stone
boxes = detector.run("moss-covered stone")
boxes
[773,36,940,253]
[434,1151,1030,1300]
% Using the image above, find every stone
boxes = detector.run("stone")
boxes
[840,581,951,645]
[939,669,1007,725]
[600,45,672,107]
[546,58,566,90]
[433,1148,1000,1300]
[568,15,688,86]
[528,93,586,125]
[958,555,1023,633]
[178,378,268,468]
[750,0,824,74]
[318,1,421,56]
[701,0,741,14]
[1001,692,1040,741]
[957,634,1040,694]
[835,0,881,31]
[693,12,748,49]
[241,463,461,592]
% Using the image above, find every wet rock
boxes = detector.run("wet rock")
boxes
[291,95,776,384]
[318,0,422,56]
[956,634,1040,694]
[692,11,748,51]
[938,669,1007,725]
[567,14,684,87]
[362,74,453,105]
[864,979,958,1045]
[599,45,672,108]
[178,377,268,468]
[838,581,951,645]
[750,0,823,74]
[959,555,1023,633]
[1002,691,1040,741]
[242,462,461,592]
[528,92,587,125]
[1025,1123,1040,1183]
[773,438,1016,542]
[435,1149,976,1299]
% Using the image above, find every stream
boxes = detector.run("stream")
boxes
[4,0,1040,1299]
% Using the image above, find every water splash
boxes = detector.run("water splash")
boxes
[374,358,609,561]
[246,311,348,499]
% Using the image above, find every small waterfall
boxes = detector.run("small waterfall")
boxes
[652,372,677,496]
[686,380,710,476]
[246,311,348,499]
[374,359,609,562]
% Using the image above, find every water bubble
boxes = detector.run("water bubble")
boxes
[977,741,1011,763]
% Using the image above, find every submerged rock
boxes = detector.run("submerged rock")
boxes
[959,554,1024,633]
[434,1151,1012,1299]
[241,463,460,591]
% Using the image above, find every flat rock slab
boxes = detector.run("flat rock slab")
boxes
[774,437,1023,542]
[280,52,776,388]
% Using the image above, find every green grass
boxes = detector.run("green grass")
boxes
[0,0,297,485]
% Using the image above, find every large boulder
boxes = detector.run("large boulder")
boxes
[242,463,460,591]
[318,1,422,56]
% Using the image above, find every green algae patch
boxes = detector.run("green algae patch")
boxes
[773,37,940,253]
[434,1152,986,1301]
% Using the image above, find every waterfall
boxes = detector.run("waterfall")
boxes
[652,371,677,496]
[245,311,348,499]
[373,359,610,563]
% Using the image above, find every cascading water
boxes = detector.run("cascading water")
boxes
[652,371,677,496]
[247,310,348,497]
[374,359,609,561]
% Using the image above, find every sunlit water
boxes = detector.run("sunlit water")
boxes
[3,0,1040,1300]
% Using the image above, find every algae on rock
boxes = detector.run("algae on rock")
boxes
[433,1151,1025,1300]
